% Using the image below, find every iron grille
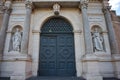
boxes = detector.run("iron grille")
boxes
[41,17,73,33]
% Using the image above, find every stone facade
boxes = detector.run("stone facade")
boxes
[0,0,120,80]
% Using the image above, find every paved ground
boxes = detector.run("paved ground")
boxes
[26,77,120,80]
[26,77,85,80]
[0,77,120,80]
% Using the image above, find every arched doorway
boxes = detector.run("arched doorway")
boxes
[38,17,76,76]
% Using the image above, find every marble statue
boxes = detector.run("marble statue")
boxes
[12,28,22,52]
[92,28,104,51]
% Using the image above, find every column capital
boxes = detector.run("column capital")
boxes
[80,0,89,9]
[102,6,111,14]
[0,1,4,12]
[2,0,12,14]
[3,6,12,14]
[25,0,33,9]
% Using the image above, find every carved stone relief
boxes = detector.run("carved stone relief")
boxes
[53,3,60,15]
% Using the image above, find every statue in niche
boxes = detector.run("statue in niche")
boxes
[92,27,104,52]
[12,28,22,52]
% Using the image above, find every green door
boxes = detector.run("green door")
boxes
[38,17,76,76]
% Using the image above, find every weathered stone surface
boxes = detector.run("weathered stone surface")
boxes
[0,0,120,80]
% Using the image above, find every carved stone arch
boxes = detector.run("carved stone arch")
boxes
[34,13,75,32]
[90,23,105,31]
[8,23,23,32]
[12,25,23,32]
[40,16,74,33]
[91,25,103,33]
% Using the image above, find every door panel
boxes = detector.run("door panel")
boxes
[57,34,76,76]
[38,34,76,76]
[39,36,57,76]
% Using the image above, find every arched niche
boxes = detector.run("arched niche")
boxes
[91,25,102,33]
[91,25,105,52]
[9,25,23,52]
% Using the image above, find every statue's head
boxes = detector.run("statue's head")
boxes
[94,27,98,32]
[16,28,19,32]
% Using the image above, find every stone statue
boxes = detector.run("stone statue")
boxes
[12,28,22,52]
[92,28,104,51]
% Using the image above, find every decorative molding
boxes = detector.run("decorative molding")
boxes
[102,30,108,33]
[73,30,82,33]
[32,30,40,33]
[89,0,101,3]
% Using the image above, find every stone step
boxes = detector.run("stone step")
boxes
[103,78,120,80]
[0,77,10,80]
[26,77,86,80]
[26,77,120,80]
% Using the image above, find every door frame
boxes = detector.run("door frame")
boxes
[32,16,83,77]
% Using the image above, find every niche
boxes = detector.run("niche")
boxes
[91,25,105,52]
[9,25,23,52]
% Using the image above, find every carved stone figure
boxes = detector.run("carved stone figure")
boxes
[12,28,22,52]
[92,28,104,51]
[53,3,60,15]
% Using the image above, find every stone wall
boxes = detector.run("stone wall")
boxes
[111,11,120,53]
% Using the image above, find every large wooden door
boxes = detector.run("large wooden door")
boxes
[56,34,76,76]
[38,17,76,76]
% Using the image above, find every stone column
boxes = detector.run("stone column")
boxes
[0,1,12,57]
[80,0,93,54]
[21,1,32,54]
[103,6,119,55]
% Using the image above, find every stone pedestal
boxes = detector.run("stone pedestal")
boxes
[82,54,103,80]
[10,61,32,80]
[1,52,32,80]
[112,54,120,79]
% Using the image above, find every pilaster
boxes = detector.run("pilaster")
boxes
[102,6,119,55]
[0,0,12,59]
[103,6,120,79]
[21,0,32,54]
[80,0,93,54]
